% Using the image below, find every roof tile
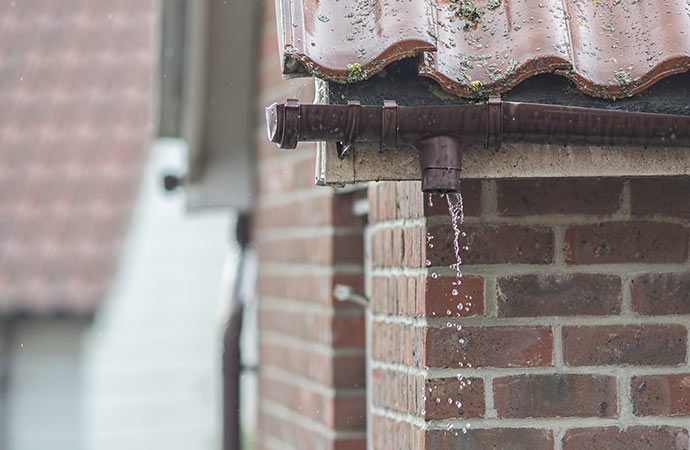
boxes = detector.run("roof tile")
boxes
[280,0,690,98]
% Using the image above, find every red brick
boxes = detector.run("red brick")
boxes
[257,272,364,307]
[371,368,421,415]
[403,225,424,268]
[259,307,365,348]
[371,415,424,450]
[370,321,424,367]
[423,180,482,217]
[423,274,484,317]
[564,221,689,264]
[370,275,418,317]
[425,428,553,450]
[631,374,690,416]
[423,377,485,420]
[259,375,365,430]
[256,154,315,190]
[426,224,554,266]
[563,325,688,366]
[497,274,621,317]
[255,235,335,265]
[253,195,327,229]
[259,341,365,388]
[562,427,689,450]
[632,177,690,216]
[368,183,378,222]
[494,374,617,418]
[497,178,623,216]
[631,272,690,315]
[333,233,365,264]
[425,326,553,368]
[259,408,366,450]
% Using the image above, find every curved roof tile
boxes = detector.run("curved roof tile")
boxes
[279,0,690,99]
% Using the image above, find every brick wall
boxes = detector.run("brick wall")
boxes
[368,178,690,450]
[253,2,367,449]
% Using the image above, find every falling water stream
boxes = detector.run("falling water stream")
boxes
[425,189,472,435]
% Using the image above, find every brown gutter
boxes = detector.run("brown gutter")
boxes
[266,97,690,192]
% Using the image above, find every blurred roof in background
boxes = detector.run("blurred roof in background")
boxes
[0,0,156,317]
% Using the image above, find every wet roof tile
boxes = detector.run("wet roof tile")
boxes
[278,0,690,99]
[0,0,155,317]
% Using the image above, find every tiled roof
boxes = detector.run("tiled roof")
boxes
[279,0,690,99]
[0,0,155,316]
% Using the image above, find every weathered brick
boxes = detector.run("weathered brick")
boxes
[497,274,621,317]
[632,177,690,216]
[494,374,617,418]
[631,272,690,315]
[425,326,552,368]
[424,180,482,217]
[497,178,623,216]
[423,377,484,420]
[564,221,689,264]
[563,325,688,366]
[562,427,689,450]
[426,224,554,266]
[425,428,553,450]
[631,374,690,416]
[423,274,484,317]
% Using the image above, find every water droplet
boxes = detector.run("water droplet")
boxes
[421,409,427,415]
[452,289,458,296]
[426,259,431,266]
[458,338,465,344]
[436,397,441,403]
[431,273,438,279]
[447,423,454,430]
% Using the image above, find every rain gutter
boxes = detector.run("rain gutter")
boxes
[266,96,690,192]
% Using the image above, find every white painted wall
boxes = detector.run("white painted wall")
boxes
[5,320,86,450]
[82,138,233,450]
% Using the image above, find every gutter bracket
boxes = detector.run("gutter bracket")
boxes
[337,100,361,159]
[487,94,502,150]
[381,100,398,152]
[281,98,301,149]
